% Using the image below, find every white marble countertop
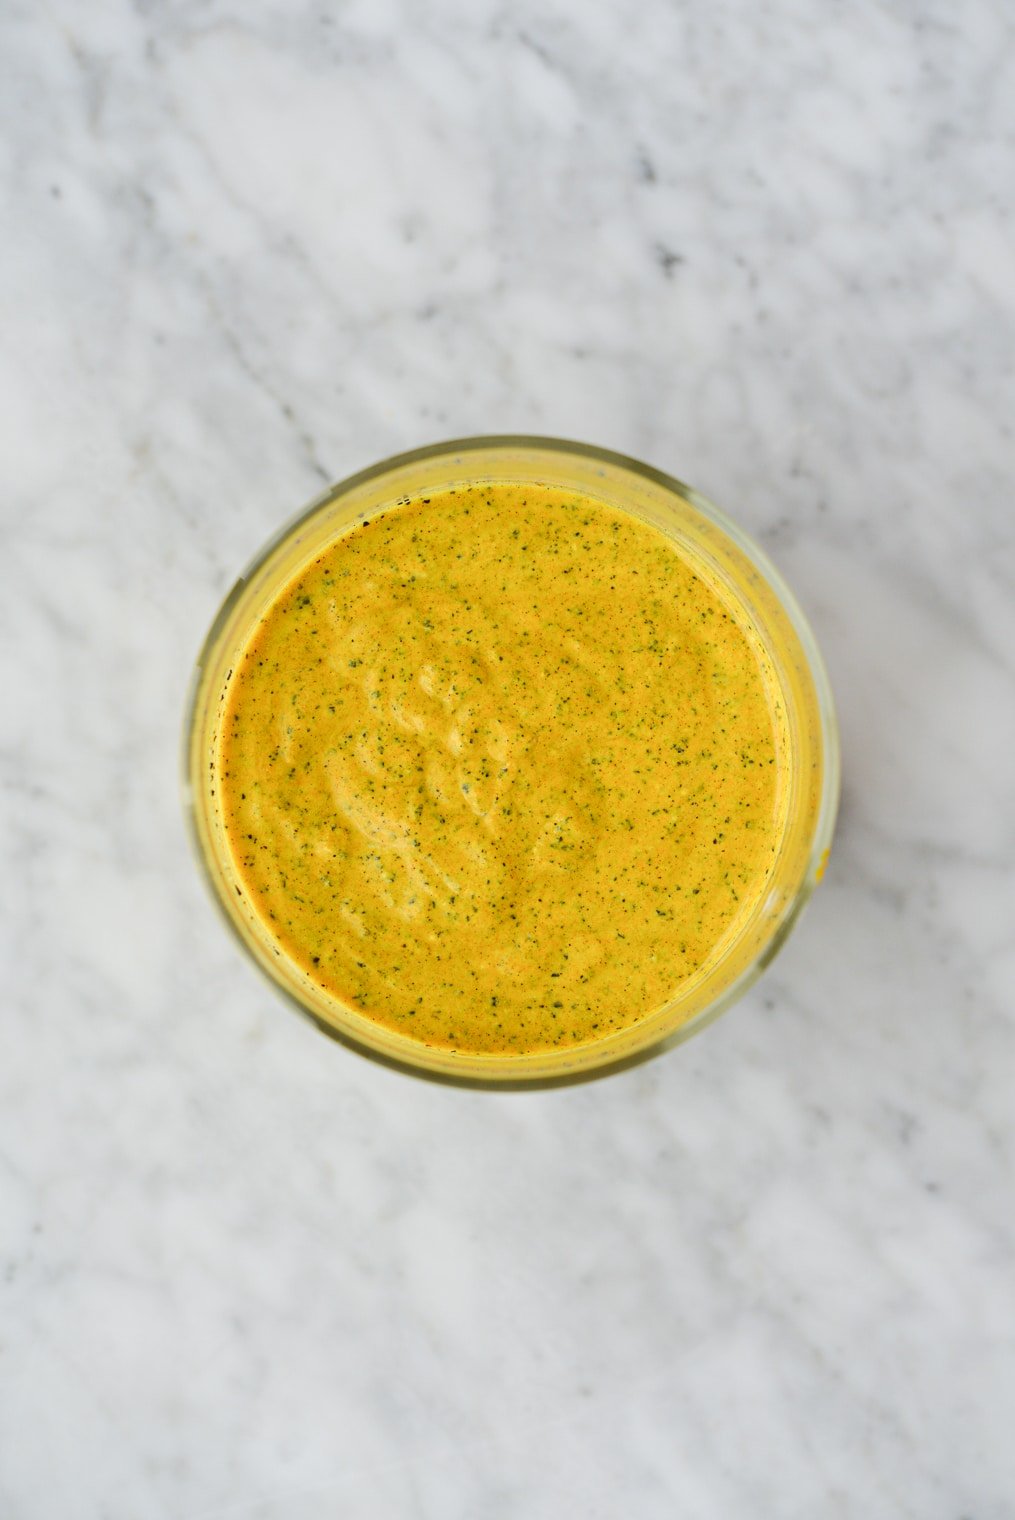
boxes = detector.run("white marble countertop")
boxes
[4,1,1014,1515]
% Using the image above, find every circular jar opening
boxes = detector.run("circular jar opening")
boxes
[185,437,839,1086]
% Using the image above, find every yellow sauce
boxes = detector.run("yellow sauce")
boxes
[218,482,787,1055]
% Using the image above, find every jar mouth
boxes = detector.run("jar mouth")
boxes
[183,436,840,1088]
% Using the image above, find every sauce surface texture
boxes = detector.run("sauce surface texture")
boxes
[219,483,786,1054]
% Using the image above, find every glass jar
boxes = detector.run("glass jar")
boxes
[184,437,839,1085]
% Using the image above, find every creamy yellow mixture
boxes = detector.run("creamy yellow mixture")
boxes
[218,483,786,1054]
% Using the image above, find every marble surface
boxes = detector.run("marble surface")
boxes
[3,0,1014,1514]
